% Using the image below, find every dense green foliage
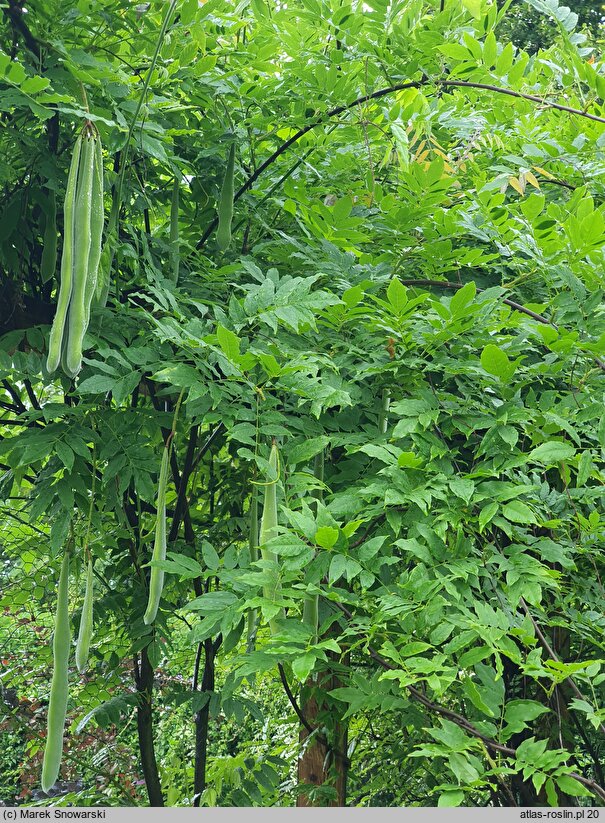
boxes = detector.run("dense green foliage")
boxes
[1,0,605,808]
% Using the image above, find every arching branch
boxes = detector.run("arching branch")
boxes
[197,76,605,248]
[399,278,605,372]
[2,0,42,56]
[401,279,551,325]
[277,662,350,766]
[329,599,605,803]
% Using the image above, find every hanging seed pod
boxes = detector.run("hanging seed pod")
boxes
[83,134,104,330]
[216,143,235,251]
[246,491,259,652]
[93,234,113,309]
[64,128,95,378]
[46,121,105,378]
[259,441,285,634]
[302,450,323,642]
[75,558,94,674]
[143,443,170,625]
[46,134,83,375]
[41,553,70,793]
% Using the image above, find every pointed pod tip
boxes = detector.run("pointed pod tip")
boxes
[41,768,58,795]
[268,441,279,473]
[63,360,81,380]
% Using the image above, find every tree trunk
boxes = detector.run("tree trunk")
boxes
[134,648,164,806]
[296,667,348,807]
[297,451,348,806]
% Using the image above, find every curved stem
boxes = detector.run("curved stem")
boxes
[400,278,605,372]
[277,663,350,765]
[111,0,177,234]
[329,599,605,802]
[197,76,605,248]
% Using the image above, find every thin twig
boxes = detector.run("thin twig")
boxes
[277,663,351,766]
[520,598,605,736]
[400,279,605,372]
[190,423,225,473]
[277,662,315,737]
[23,379,41,411]
[168,424,198,542]
[2,380,26,413]
[328,599,605,801]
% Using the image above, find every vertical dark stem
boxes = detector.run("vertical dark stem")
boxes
[193,637,215,806]
[168,423,222,806]
[134,647,165,806]
[47,111,59,154]
[241,222,250,254]
[169,424,199,541]
[246,490,259,651]
[126,483,163,806]
[209,455,215,518]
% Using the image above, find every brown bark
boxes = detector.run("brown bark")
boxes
[296,668,348,807]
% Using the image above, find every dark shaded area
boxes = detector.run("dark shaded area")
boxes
[0,278,52,335]
[499,0,604,52]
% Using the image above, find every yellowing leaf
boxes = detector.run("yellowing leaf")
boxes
[525,171,540,190]
[413,139,426,157]
[533,165,556,180]
[508,176,525,196]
